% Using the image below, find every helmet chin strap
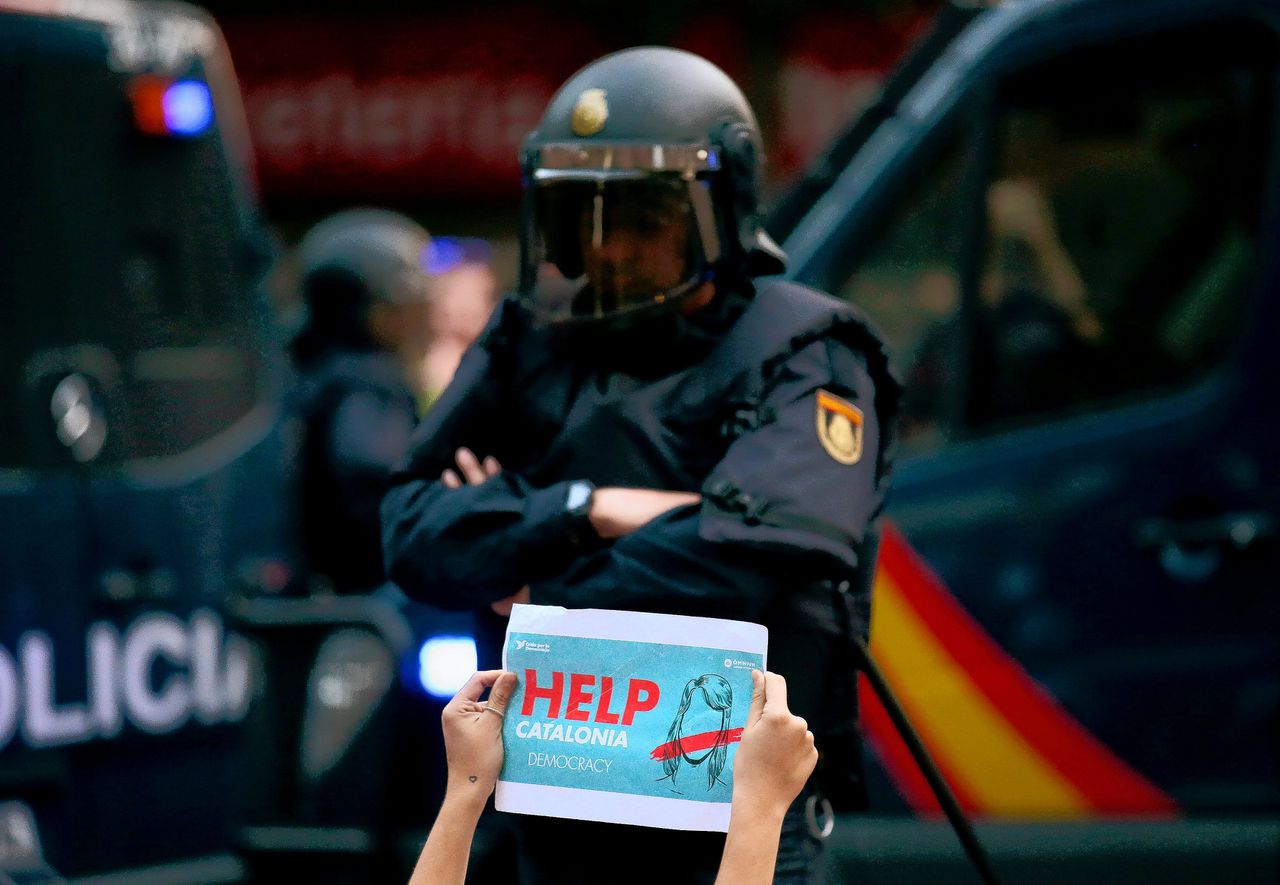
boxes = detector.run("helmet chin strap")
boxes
[549,273,726,370]
[557,264,715,332]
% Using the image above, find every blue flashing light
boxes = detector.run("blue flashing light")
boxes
[163,81,214,136]
[423,237,467,275]
[418,635,478,699]
[705,149,720,171]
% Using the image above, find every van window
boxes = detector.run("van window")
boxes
[831,137,971,453]
[0,36,272,471]
[829,23,1274,448]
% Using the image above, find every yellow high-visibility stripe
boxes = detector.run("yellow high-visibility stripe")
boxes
[870,571,1091,817]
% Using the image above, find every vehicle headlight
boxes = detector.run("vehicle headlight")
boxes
[417,635,478,699]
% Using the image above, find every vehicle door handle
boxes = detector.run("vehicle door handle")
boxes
[1133,511,1274,583]
[98,564,175,603]
[1133,511,1275,552]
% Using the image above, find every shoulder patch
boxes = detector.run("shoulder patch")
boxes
[815,389,863,465]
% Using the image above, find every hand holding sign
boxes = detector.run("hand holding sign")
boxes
[498,604,767,831]
[410,670,517,885]
[714,670,817,885]
[417,668,809,885]
[441,669,517,805]
[730,670,817,821]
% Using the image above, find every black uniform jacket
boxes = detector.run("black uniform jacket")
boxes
[290,350,417,593]
[381,280,898,754]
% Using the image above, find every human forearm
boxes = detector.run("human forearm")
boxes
[716,671,818,885]
[408,793,485,885]
[532,507,788,616]
[587,487,701,539]
[715,803,789,885]
[381,474,586,608]
[411,669,516,885]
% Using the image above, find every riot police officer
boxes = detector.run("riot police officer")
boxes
[289,208,431,594]
[381,48,899,883]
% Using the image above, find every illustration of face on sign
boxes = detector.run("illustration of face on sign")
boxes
[658,674,734,793]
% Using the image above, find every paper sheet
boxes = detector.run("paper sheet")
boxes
[496,603,768,832]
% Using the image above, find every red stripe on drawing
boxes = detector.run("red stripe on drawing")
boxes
[649,728,745,761]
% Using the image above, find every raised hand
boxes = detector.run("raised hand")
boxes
[732,670,818,820]
[441,669,517,803]
[713,670,818,885]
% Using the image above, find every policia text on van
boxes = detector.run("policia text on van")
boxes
[1,0,283,880]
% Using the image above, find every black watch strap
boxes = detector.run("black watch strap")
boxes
[565,480,598,547]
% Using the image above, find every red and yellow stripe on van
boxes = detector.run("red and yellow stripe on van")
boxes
[861,523,1178,818]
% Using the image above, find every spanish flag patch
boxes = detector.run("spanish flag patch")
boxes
[816,389,863,465]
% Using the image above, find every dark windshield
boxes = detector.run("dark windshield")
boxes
[0,16,273,470]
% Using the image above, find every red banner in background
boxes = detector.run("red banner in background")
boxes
[775,12,932,174]
[219,11,605,199]
[218,11,932,202]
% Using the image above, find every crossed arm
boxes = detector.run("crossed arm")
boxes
[437,446,700,614]
[408,669,817,885]
[381,336,882,618]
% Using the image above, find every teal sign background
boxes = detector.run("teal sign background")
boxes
[502,632,764,803]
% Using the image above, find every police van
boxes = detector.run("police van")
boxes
[773,0,1280,881]
[0,0,287,879]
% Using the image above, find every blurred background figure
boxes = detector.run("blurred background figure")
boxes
[417,240,500,413]
[288,208,434,595]
[238,211,500,883]
[286,213,500,595]
[971,177,1099,425]
[902,177,1098,440]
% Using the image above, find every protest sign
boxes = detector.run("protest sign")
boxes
[496,604,767,832]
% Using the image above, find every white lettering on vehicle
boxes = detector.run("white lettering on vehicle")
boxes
[0,609,252,752]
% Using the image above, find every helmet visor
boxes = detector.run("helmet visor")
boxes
[520,174,721,324]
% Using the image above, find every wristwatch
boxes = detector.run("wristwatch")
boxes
[565,480,597,546]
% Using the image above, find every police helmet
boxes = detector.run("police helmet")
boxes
[290,209,434,362]
[297,208,434,307]
[519,47,787,328]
